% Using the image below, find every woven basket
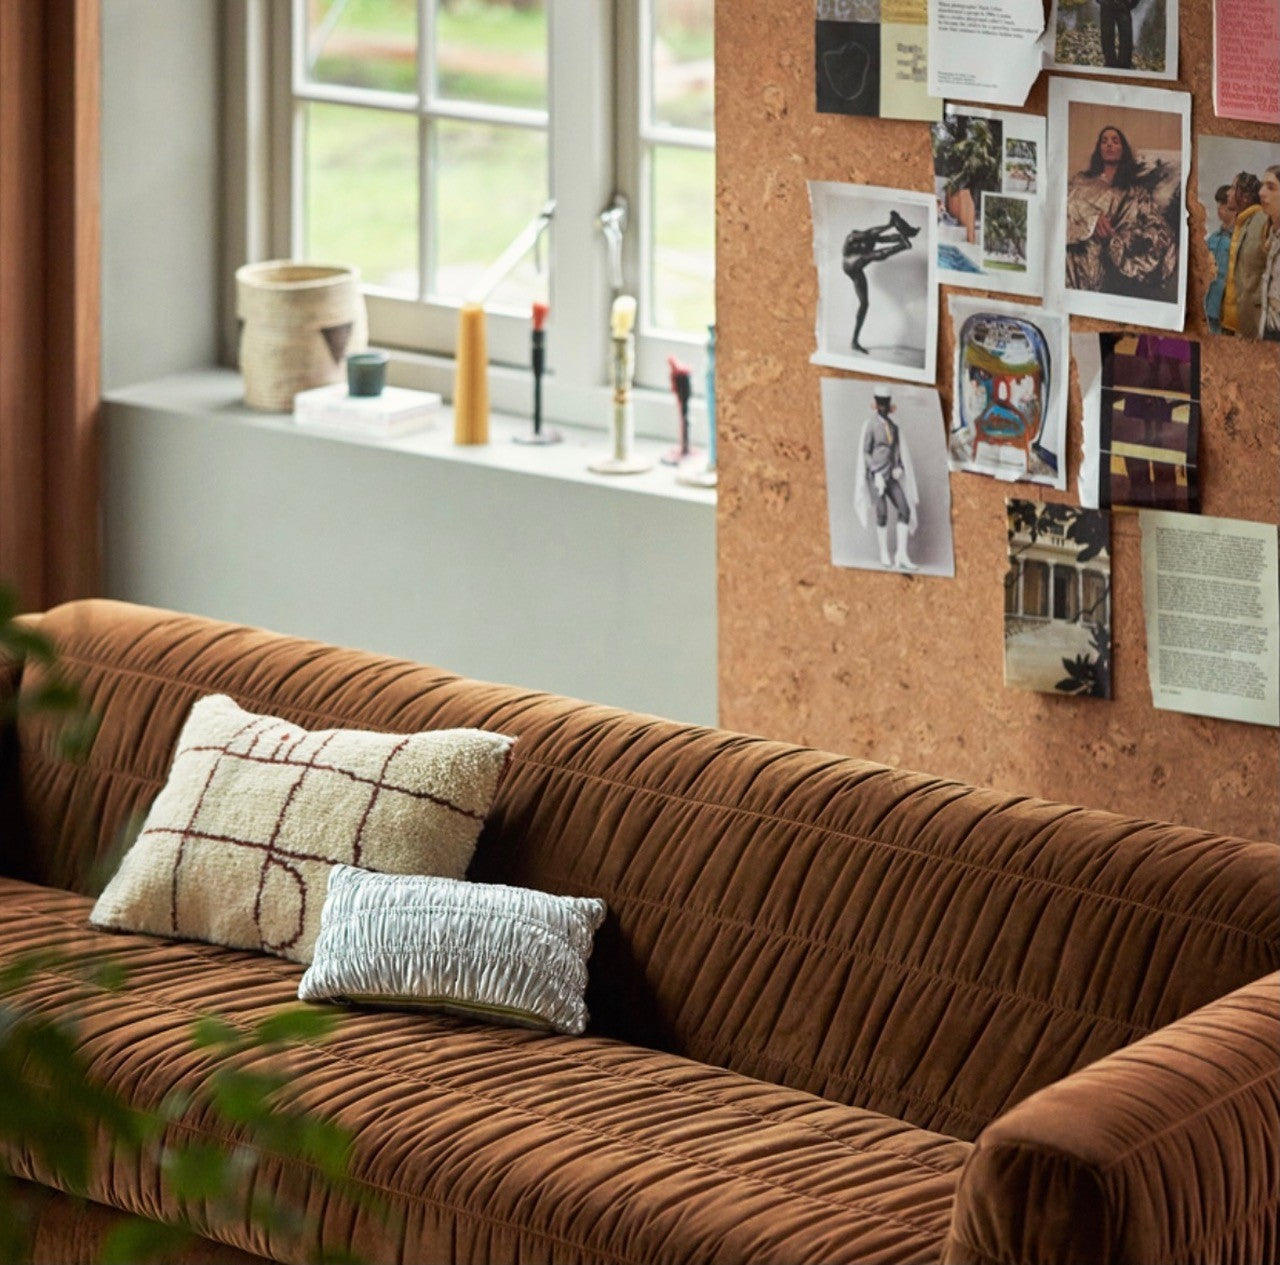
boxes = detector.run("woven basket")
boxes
[236,261,369,411]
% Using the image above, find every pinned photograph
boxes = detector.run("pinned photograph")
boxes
[1005,499,1112,699]
[816,0,942,122]
[982,195,1031,273]
[931,106,1046,296]
[1050,0,1178,80]
[809,181,938,383]
[948,295,1069,489]
[1005,137,1039,192]
[821,378,955,577]
[1078,332,1200,512]
[1047,79,1190,330]
[1196,136,1280,340]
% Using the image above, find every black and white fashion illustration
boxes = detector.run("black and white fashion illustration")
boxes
[854,388,920,570]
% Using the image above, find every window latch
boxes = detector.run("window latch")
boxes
[598,194,629,294]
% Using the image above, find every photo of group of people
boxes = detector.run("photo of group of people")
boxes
[1197,136,1280,342]
[931,106,1046,296]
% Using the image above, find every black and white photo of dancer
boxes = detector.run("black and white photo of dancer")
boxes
[808,181,937,383]
[843,211,920,354]
[855,387,920,570]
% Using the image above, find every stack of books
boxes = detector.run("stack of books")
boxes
[293,384,443,439]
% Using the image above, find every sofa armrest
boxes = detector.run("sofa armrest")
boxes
[942,973,1280,1265]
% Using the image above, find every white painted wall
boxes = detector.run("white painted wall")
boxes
[103,374,717,725]
[101,0,221,391]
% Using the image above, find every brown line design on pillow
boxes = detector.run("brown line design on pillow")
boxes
[169,714,269,937]
[249,730,339,952]
[351,736,411,867]
[180,743,487,819]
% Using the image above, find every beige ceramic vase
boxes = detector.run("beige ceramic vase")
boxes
[236,261,369,411]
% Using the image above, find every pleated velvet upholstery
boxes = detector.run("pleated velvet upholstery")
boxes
[3,600,1279,1264]
[943,973,1280,1265]
[7,1176,272,1265]
[0,879,970,1265]
[14,601,1279,1139]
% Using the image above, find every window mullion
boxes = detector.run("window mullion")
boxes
[545,0,614,395]
[418,0,431,304]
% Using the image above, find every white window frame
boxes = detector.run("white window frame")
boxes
[225,0,712,432]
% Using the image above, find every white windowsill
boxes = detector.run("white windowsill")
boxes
[105,368,717,508]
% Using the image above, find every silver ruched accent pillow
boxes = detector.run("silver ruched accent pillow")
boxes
[298,865,607,1035]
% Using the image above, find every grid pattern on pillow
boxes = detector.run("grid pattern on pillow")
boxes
[90,694,513,963]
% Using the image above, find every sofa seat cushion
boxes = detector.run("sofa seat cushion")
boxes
[0,879,970,1265]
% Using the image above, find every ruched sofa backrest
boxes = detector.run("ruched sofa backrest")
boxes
[8,601,1280,1142]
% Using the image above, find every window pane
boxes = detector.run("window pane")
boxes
[305,0,418,94]
[435,0,547,109]
[650,145,714,334]
[431,121,548,309]
[304,104,419,294]
[651,0,713,131]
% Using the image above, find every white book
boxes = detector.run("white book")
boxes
[293,384,442,438]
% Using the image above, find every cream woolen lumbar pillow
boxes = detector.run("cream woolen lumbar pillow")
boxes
[90,694,514,963]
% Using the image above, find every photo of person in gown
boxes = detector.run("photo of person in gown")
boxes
[843,212,920,354]
[1065,121,1180,303]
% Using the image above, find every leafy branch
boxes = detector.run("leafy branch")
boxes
[0,953,362,1264]
[1,583,366,1263]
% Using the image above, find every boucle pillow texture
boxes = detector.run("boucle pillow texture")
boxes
[298,866,607,1035]
[90,694,514,963]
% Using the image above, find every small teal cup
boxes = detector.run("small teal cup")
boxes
[347,351,389,397]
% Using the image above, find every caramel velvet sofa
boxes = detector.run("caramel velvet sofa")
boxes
[1,600,1277,1265]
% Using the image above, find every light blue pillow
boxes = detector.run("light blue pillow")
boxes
[298,865,606,1036]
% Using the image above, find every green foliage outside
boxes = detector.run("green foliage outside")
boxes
[302,0,715,333]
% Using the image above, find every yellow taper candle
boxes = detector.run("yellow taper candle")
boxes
[453,303,489,445]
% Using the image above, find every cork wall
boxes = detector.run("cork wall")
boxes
[715,0,1280,840]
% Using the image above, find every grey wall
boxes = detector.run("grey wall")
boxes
[101,0,221,391]
[97,7,719,725]
[104,375,718,725]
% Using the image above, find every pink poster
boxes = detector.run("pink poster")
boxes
[1214,0,1280,124]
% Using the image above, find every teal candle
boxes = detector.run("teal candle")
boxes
[347,351,389,397]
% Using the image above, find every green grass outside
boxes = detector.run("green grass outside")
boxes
[311,0,548,106]
[305,1,714,330]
